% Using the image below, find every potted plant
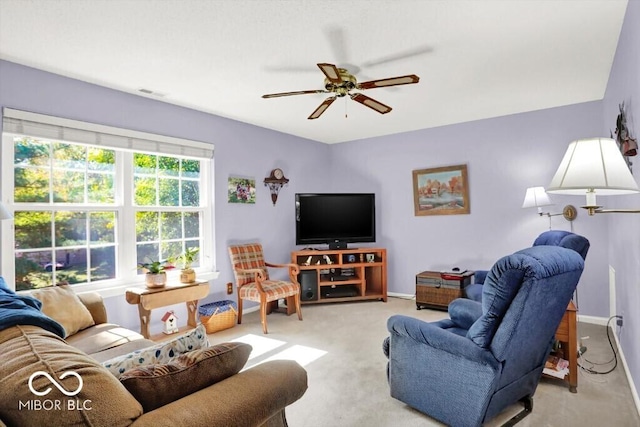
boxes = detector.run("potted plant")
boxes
[138,258,174,288]
[176,247,199,283]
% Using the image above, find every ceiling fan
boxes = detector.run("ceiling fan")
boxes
[262,63,420,119]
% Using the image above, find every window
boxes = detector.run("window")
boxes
[1,109,214,294]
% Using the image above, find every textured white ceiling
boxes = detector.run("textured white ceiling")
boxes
[0,0,629,144]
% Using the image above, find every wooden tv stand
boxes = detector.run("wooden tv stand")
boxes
[291,248,387,304]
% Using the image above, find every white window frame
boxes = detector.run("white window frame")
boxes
[1,109,218,297]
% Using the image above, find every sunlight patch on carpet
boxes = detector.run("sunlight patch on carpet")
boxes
[231,334,327,367]
[258,344,327,367]
[231,334,286,360]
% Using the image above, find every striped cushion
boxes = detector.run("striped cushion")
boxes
[228,243,270,286]
[239,280,300,302]
[119,342,251,412]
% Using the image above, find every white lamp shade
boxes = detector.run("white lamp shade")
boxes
[522,187,553,208]
[0,202,12,220]
[547,138,639,195]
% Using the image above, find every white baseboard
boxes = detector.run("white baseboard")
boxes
[612,324,640,418]
[555,314,640,418]
[387,292,415,299]
[241,305,259,314]
[577,314,610,326]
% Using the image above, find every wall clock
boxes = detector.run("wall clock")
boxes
[264,168,289,206]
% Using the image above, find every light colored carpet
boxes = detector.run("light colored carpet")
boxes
[207,297,640,427]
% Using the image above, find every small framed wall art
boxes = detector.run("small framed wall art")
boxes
[412,164,470,216]
[228,176,256,204]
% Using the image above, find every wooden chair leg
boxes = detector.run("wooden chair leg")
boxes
[266,300,277,314]
[260,301,269,334]
[237,297,243,325]
[295,293,303,321]
[283,296,296,315]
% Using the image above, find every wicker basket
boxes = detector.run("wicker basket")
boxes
[198,300,238,334]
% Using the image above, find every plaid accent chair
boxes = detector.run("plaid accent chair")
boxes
[228,243,302,334]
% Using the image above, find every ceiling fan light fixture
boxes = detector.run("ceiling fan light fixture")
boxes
[263,63,418,118]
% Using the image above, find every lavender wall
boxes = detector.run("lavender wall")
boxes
[0,59,330,333]
[329,102,610,316]
[601,0,640,405]
[0,60,615,323]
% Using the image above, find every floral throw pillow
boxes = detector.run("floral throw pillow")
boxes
[102,324,209,378]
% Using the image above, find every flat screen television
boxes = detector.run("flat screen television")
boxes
[295,193,375,248]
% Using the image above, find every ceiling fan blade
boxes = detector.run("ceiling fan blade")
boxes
[324,26,349,64]
[357,74,420,90]
[361,46,433,68]
[317,63,344,84]
[308,96,336,120]
[350,93,392,114]
[262,90,326,98]
[264,65,317,73]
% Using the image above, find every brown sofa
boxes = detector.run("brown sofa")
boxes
[0,289,308,427]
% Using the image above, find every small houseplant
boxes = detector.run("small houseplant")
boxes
[176,247,199,283]
[138,257,174,288]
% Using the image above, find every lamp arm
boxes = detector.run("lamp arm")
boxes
[585,207,640,215]
[537,205,578,221]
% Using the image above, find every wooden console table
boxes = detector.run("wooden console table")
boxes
[125,281,210,339]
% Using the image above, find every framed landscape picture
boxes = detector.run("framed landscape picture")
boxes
[412,164,470,216]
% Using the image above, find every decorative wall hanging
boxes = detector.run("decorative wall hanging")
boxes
[613,101,637,171]
[264,168,289,206]
[228,176,256,204]
[413,164,470,216]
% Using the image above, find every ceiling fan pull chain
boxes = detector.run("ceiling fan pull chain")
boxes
[345,97,348,118]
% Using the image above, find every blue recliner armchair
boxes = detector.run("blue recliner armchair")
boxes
[465,230,590,302]
[383,245,585,427]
